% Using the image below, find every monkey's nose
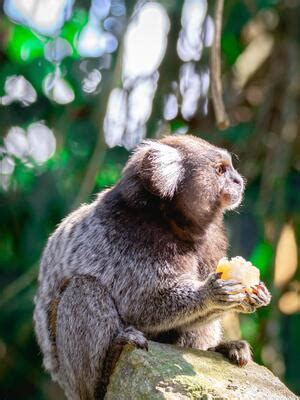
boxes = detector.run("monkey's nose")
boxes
[232,173,243,186]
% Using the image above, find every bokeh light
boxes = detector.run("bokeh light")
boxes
[0,121,56,190]
[44,37,72,63]
[274,224,298,288]
[104,88,127,148]
[4,0,75,37]
[4,127,29,159]
[77,0,122,58]
[27,122,56,164]
[77,24,118,58]
[82,69,102,94]
[177,0,213,63]
[43,68,75,105]
[0,155,15,174]
[278,290,300,315]
[122,3,170,83]
[163,93,179,121]
[0,75,37,106]
[104,2,170,149]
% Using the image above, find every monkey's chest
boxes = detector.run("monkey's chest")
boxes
[197,260,214,281]
[196,248,225,281]
[177,247,222,282]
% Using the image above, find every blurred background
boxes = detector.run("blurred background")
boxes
[0,0,299,398]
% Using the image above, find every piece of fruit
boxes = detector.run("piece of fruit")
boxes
[216,256,260,292]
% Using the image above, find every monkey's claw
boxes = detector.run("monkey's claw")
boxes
[210,340,252,367]
[245,281,271,310]
[114,326,148,351]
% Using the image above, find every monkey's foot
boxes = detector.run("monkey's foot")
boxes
[114,326,148,351]
[209,340,251,367]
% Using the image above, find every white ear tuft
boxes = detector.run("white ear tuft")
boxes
[140,141,183,198]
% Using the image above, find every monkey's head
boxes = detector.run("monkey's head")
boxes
[120,135,244,224]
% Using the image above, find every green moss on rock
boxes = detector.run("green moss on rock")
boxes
[105,341,297,400]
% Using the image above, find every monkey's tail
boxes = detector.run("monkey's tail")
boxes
[94,338,124,400]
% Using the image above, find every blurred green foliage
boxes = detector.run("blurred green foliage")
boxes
[0,1,299,399]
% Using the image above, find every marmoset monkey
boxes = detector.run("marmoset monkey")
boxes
[34,135,271,400]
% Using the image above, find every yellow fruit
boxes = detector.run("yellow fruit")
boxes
[216,256,260,290]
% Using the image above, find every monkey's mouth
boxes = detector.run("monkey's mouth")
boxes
[221,191,243,210]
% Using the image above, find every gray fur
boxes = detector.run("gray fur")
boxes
[33,135,271,399]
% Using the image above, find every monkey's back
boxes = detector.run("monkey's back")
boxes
[34,186,227,377]
[34,191,116,375]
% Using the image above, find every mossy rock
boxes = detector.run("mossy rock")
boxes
[105,341,297,400]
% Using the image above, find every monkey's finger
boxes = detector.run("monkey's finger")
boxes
[255,289,271,305]
[253,282,270,296]
[250,284,271,305]
[213,279,245,289]
[258,282,271,298]
[238,301,256,314]
[215,283,246,294]
[218,279,244,287]
[216,292,246,302]
[207,272,223,283]
[205,273,222,288]
[247,293,265,306]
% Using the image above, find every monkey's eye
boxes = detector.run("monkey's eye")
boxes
[215,164,226,176]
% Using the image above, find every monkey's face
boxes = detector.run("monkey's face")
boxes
[179,141,245,215]
[123,135,244,219]
[155,135,244,217]
[212,155,244,211]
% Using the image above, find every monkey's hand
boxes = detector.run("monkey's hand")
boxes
[236,282,271,314]
[205,272,247,311]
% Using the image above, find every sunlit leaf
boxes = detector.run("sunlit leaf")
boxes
[274,224,298,288]
[96,165,121,188]
[170,119,188,134]
[250,241,274,278]
[278,290,300,315]
[222,34,242,65]
[6,24,44,63]
[240,314,259,342]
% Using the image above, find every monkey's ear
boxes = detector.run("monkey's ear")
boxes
[139,142,183,198]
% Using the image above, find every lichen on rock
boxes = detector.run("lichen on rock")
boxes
[105,341,297,400]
